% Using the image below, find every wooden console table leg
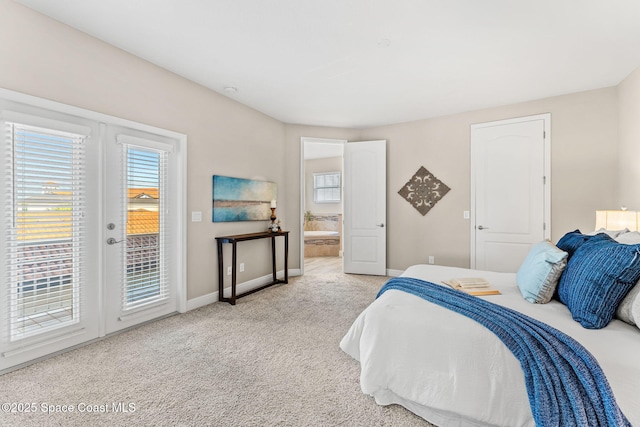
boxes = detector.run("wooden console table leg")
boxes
[217,241,224,302]
[284,233,288,283]
[231,242,237,305]
[271,236,277,283]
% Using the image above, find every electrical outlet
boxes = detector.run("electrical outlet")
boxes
[240,263,245,272]
[227,266,232,275]
[428,256,435,265]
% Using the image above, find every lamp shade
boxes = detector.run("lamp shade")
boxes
[595,210,638,232]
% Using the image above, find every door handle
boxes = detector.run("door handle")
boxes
[477,225,489,230]
[376,223,385,228]
[106,237,123,245]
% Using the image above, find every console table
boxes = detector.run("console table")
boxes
[216,231,289,305]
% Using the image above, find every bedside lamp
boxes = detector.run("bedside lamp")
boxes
[595,209,638,232]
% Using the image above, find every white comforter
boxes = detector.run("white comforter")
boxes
[340,265,640,427]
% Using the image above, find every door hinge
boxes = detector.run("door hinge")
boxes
[543,130,546,139]
[543,222,547,231]
[543,176,546,185]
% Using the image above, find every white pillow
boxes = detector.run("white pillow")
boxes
[615,231,640,245]
[616,282,640,326]
[587,228,629,238]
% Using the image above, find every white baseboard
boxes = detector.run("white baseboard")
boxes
[186,292,217,311]
[186,269,300,311]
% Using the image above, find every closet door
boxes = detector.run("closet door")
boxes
[471,114,550,272]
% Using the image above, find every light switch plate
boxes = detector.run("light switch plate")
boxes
[192,211,202,222]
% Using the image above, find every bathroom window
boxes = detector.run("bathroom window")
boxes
[313,172,341,203]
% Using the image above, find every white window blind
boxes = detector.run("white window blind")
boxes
[120,143,169,310]
[313,172,341,203]
[4,122,87,341]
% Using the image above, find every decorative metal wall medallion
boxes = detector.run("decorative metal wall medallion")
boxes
[398,166,450,216]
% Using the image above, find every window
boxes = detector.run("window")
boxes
[313,172,341,203]
[4,121,88,340]
[122,145,168,309]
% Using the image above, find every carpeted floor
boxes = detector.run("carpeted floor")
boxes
[0,273,434,426]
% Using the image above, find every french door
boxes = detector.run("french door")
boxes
[0,111,101,371]
[103,126,178,334]
[1,96,182,372]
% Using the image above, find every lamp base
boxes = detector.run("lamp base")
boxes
[269,207,279,232]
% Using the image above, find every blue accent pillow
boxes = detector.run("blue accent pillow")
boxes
[516,241,568,304]
[557,233,640,329]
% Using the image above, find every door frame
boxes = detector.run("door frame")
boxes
[300,137,347,275]
[470,113,551,269]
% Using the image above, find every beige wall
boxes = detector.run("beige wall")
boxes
[0,0,286,300]
[285,89,619,272]
[618,66,640,210]
[304,157,343,215]
[358,88,619,270]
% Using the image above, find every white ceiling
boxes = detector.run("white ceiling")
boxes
[15,0,640,129]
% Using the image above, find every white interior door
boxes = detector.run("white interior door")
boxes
[103,126,179,334]
[343,140,387,275]
[471,115,550,272]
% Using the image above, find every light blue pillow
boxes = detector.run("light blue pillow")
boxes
[516,241,568,304]
[557,233,640,329]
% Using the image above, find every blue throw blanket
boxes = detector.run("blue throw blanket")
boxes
[378,277,630,427]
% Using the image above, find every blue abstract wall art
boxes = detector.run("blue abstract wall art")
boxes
[212,175,277,222]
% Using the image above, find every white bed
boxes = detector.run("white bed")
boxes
[340,264,640,427]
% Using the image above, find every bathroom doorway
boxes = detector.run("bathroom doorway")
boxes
[300,138,345,275]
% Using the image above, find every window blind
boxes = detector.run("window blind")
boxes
[120,143,169,310]
[4,122,87,341]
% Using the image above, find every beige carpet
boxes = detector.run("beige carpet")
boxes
[0,273,434,427]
